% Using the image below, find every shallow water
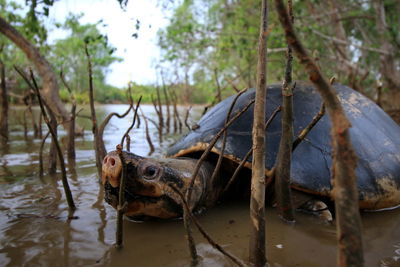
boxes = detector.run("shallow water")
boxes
[0,104,400,267]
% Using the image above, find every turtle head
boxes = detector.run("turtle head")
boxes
[101,150,211,220]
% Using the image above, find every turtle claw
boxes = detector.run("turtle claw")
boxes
[299,199,333,223]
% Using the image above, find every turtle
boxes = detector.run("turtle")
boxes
[101,82,400,221]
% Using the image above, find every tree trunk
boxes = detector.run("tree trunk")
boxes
[249,0,268,266]
[0,16,71,128]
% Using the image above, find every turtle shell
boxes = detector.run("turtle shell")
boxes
[167,82,400,210]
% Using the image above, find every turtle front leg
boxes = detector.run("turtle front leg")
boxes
[290,190,333,222]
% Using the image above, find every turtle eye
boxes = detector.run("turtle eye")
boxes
[142,165,159,180]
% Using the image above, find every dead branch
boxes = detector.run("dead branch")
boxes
[140,109,155,156]
[210,88,248,190]
[85,43,102,177]
[115,144,127,248]
[275,0,363,265]
[30,70,75,211]
[39,130,50,177]
[249,0,268,264]
[274,0,295,222]
[222,106,281,194]
[168,184,247,267]
[184,106,192,131]
[292,103,325,151]
[121,96,142,148]
[60,71,76,162]
[98,101,133,160]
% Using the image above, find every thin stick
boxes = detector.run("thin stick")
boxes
[249,0,268,264]
[292,103,325,151]
[39,130,50,177]
[115,144,127,248]
[161,72,171,133]
[184,106,192,131]
[126,135,131,152]
[222,106,281,194]
[60,71,76,162]
[274,0,295,222]
[140,108,155,156]
[186,99,255,204]
[171,91,183,133]
[121,96,142,148]
[98,101,133,160]
[151,95,163,143]
[275,0,363,265]
[168,184,247,267]
[210,88,248,189]
[85,43,102,177]
[30,70,75,210]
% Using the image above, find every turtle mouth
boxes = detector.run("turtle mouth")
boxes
[103,180,182,219]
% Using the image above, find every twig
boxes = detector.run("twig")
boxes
[222,105,281,194]
[184,106,192,131]
[249,0,268,264]
[210,88,248,189]
[151,95,163,143]
[140,109,155,156]
[121,96,142,148]
[85,43,102,177]
[126,135,131,152]
[292,103,325,151]
[39,130,50,177]
[29,69,75,211]
[98,101,133,160]
[60,71,76,162]
[168,184,247,267]
[274,0,295,222]
[115,144,127,248]
[186,99,255,205]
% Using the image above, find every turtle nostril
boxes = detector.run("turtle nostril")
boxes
[103,157,108,164]
[110,158,116,166]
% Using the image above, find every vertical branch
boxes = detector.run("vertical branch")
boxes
[39,130,50,177]
[115,144,127,248]
[184,106,192,131]
[0,58,8,142]
[30,70,75,211]
[121,96,142,148]
[151,95,163,143]
[60,72,76,163]
[38,112,43,139]
[140,109,155,156]
[249,0,268,265]
[274,0,363,266]
[213,68,222,102]
[156,86,164,134]
[45,97,58,174]
[274,0,295,222]
[85,43,102,177]
[161,72,171,134]
[171,90,183,134]
[223,106,281,194]
[210,88,248,190]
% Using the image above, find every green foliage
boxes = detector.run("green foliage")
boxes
[49,14,122,97]
[157,0,400,105]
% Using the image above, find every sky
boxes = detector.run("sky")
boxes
[46,0,171,88]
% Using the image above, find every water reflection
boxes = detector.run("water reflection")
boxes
[0,104,400,266]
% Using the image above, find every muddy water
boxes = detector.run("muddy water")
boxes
[0,104,400,267]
